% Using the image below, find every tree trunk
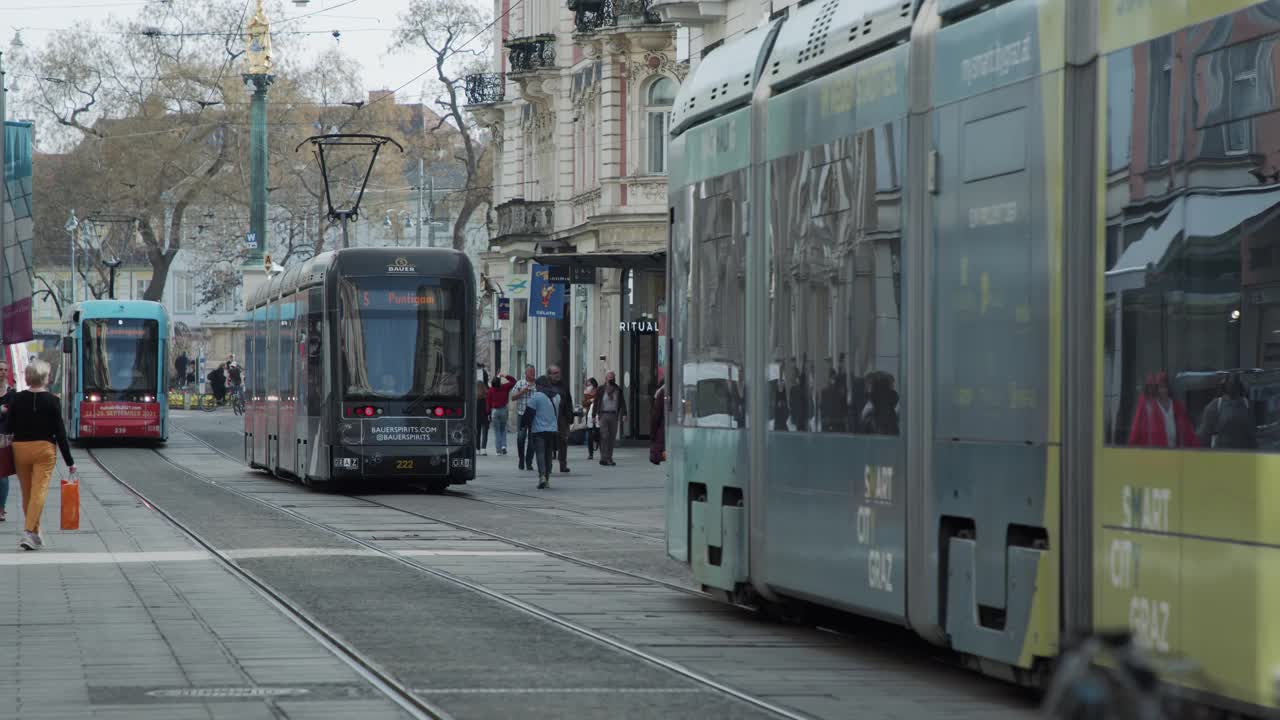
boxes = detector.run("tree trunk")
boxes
[141,217,180,302]
[452,194,484,252]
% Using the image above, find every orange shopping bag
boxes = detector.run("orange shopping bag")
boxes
[61,472,80,531]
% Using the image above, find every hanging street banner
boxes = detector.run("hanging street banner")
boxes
[528,263,565,319]
[3,122,34,344]
[497,297,510,320]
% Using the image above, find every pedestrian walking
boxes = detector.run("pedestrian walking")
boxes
[175,351,190,390]
[527,375,561,489]
[583,378,599,460]
[592,371,627,466]
[650,367,666,465]
[0,357,15,522]
[487,373,516,454]
[548,364,574,473]
[10,360,76,550]
[511,365,537,471]
[476,378,491,456]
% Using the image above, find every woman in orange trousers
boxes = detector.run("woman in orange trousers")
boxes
[9,360,76,550]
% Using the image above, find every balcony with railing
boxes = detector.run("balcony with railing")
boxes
[571,0,663,33]
[464,73,505,106]
[504,35,557,74]
[495,199,555,242]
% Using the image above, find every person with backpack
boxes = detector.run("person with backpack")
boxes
[1197,374,1256,449]
[526,375,561,489]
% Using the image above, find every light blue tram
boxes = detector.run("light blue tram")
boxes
[667,0,1280,715]
[60,299,170,442]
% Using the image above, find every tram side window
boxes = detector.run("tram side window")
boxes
[1104,32,1280,452]
[674,172,747,429]
[766,123,904,435]
[306,287,324,416]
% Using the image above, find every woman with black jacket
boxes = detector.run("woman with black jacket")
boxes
[10,360,75,550]
[0,357,14,522]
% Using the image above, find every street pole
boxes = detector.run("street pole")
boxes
[427,176,436,248]
[243,0,273,272]
[66,210,78,307]
[247,74,272,267]
[415,158,423,247]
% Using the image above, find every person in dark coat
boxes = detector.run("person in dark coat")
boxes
[548,364,573,473]
[649,367,666,465]
[0,357,14,522]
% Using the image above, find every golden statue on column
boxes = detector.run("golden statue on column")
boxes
[245,0,272,75]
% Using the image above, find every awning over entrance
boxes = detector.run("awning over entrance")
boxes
[532,251,667,272]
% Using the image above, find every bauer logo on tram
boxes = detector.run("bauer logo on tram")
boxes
[243,247,477,493]
[61,300,170,442]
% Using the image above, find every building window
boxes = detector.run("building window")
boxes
[136,278,148,300]
[1149,37,1173,167]
[1226,42,1258,155]
[174,273,194,313]
[646,77,676,175]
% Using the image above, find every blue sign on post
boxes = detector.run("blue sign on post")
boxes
[245,232,257,249]
[528,263,565,319]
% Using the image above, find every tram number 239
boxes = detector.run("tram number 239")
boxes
[395,459,415,470]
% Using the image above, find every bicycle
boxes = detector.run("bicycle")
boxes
[1041,631,1209,720]
[230,384,245,416]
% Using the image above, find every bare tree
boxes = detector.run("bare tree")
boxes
[395,0,494,251]
[14,0,297,301]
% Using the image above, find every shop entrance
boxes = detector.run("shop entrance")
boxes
[620,269,665,439]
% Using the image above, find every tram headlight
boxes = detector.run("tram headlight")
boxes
[87,394,101,402]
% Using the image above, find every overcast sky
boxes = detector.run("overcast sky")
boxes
[1,0,493,102]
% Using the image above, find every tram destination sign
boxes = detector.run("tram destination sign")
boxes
[363,418,447,445]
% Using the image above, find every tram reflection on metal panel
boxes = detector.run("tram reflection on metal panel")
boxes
[60,300,170,442]
[242,247,477,492]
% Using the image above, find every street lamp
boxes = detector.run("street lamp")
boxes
[83,212,137,299]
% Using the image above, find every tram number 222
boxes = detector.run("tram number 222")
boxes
[395,460,414,470]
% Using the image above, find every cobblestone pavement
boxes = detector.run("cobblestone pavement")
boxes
[170,410,1039,720]
[0,451,415,720]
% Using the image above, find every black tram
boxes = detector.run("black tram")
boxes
[243,248,477,492]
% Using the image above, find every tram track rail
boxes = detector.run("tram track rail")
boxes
[175,421,979,675]
[84,446,455,720]
[182,426,712,599]
[94,435,818,720]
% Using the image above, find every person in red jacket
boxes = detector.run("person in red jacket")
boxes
[487,373,517,455]
[1127,371,1198,448]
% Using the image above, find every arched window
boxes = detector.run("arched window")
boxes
[646,76,676,175]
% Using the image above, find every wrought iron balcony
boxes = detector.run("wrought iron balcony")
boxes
[464,73,505,105]
[572,0,662,32]
[495,199,554,239]
[505,35,556,74]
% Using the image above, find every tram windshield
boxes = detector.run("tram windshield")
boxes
[82,318,159,397]
[338,276,465,400]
